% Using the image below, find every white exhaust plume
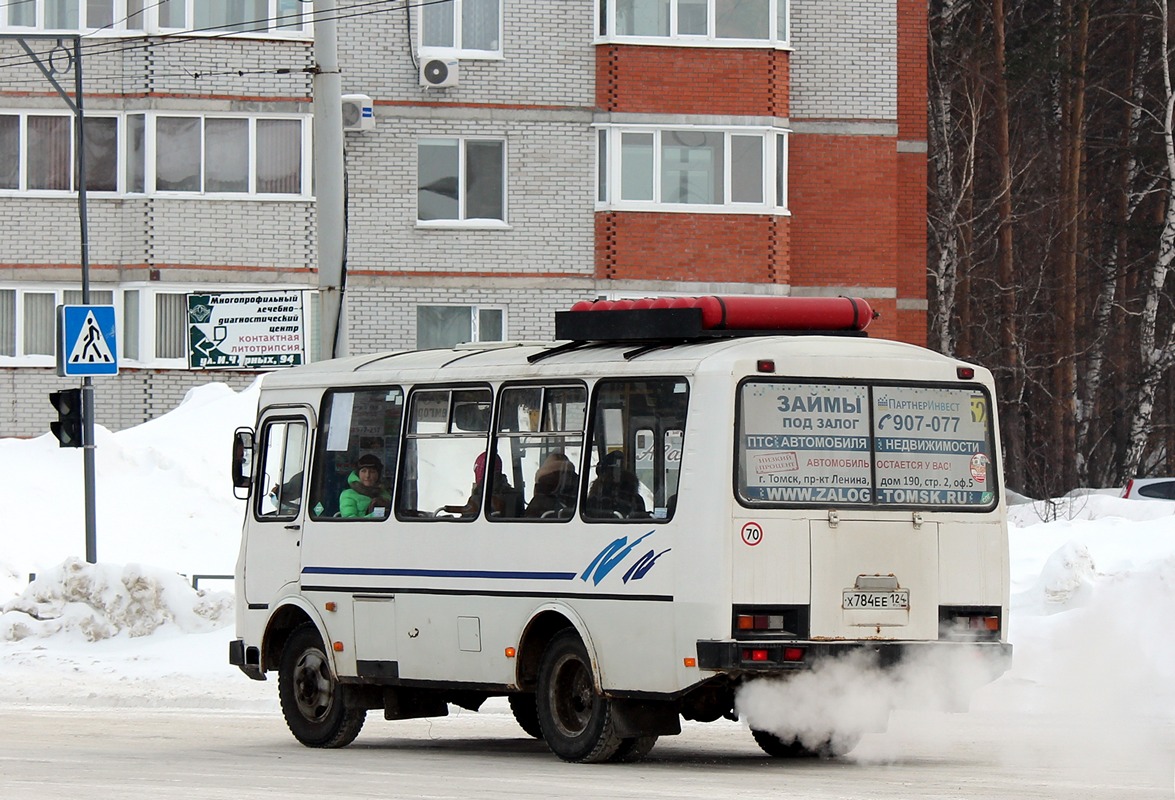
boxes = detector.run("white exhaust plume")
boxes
[735,645,1006,756]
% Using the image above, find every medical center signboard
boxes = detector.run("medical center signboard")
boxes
[188,290,306,369]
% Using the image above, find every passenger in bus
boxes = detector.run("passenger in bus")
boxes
[266,471,303,516]
[444,452,519,517]
[525,453,579,518]
[586,451,647,518]
[338,454,392,518]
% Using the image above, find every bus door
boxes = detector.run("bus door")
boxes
[243,407,313,607]
[807,517,939,640]
[300,387,406,676]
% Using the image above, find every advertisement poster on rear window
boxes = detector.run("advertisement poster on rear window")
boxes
[872,386,994,506]
[740,381,995,508]
[741,383,873,504]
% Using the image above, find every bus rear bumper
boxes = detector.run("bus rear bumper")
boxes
[696,639,1012,677]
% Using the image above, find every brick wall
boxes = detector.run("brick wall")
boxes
[342,113,596,278]
[597,46,789,116]
[598,213,789,284]
[343,282,594,353]
[896,0,929,345]
[791,0,896,120]
[340,0,595,108]
[788,133,897,285]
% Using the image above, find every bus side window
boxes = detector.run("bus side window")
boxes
[584,379,688,521]
[494,384,586,521]
[399,387,492,520]
[256,419,307,520]
[308,387,404,520]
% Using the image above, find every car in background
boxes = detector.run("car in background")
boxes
[1121,478,1175,501]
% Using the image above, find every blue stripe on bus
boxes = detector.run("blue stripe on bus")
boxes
[302,566,577,581]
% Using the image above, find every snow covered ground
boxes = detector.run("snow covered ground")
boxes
[2,381,1174,738]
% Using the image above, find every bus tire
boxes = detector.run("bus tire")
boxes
[508,693,543,739]
[278,622,366,748]
[751,728,858,759]
[611,735,658,763]
[536,630,623,763]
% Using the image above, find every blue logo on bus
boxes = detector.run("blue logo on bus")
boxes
[581,531,670,585]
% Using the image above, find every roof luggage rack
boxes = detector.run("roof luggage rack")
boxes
[553,296,877,344]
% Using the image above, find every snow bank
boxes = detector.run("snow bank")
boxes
[0,557,233,642]
[0,380,259,602]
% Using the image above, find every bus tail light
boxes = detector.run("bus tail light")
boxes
[738,646,807,665]
[736,614,787,632]
[732,605,809,638]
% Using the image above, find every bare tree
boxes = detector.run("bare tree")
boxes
[1122,0,1175,476]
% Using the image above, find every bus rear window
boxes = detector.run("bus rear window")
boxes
[738,381,997,509]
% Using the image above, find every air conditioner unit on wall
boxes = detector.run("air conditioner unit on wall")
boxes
[341,94,375,132]
[420,58,459,88]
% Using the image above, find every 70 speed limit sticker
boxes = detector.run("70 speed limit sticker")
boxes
[741,521,763,546]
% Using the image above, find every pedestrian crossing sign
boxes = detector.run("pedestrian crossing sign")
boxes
[57,304,119,377]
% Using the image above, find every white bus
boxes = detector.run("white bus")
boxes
[229,297,1011,763]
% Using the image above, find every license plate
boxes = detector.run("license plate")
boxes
[842,590,909,610]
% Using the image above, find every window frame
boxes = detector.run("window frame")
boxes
[417,0,504,60]
[0,110,310,199]
[130,112,311,199]
[490,381,589,523]
[416,136,509,227]
[308,386,405,521]
[596,0,790,48]
[0,111,122,196]
[253,416,309,522]
[583,376,689,522]
[415,304,507,349]
[0,284,115,366]
[735,378,1001,512]
[396,384,496,522]
[0,0,312,38]
[596,124,789,214]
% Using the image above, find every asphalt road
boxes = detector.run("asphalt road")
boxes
[0,699,1169,799]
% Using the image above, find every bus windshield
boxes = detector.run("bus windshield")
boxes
[738,380,997,509]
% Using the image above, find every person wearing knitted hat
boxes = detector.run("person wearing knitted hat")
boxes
[525,452,579,518]
[585,450,646,519]
[339,453,391,518]
[444,451,518,517]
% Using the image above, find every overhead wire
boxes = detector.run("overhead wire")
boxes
[0,0,452,77]
[0,0,392,68]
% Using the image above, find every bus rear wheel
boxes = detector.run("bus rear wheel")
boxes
[278,622,366,748]
[508,693,543,739]
[536,630,623,763]
[611,735,658,762]
[751,728,859,758]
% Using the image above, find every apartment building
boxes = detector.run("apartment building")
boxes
[0,0,926,435]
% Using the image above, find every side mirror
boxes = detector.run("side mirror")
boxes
[232,427,255,495]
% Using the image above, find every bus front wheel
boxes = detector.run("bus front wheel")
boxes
[278,622,366,748]
[536,630,623,763]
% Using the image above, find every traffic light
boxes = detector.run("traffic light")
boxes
[49,388,84,448]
